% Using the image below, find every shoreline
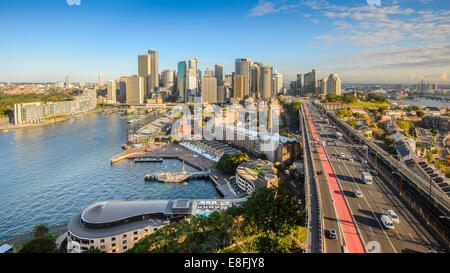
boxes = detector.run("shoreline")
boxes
[0,108,103,131]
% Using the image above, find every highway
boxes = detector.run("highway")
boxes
[305,101,446,253]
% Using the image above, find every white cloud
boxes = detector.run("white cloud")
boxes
[66,0,81,6]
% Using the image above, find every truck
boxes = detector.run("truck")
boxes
[361,172,373,185]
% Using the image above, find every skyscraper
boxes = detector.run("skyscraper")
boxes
[177,61,187,102]
[161,69,176,94]
[65,76,70,88]
[327,74,342,95]
[125,76,145,105]
[296,74,303,95]
[107,80,117,103]
[186,59,198,101]
[273,72,283,96]
[148,49,159,91]
[251,62,264,99]
[98,74,104,88]
[317,77,328,95]
[303,70,316,94]
[138,54,152,97]
[235,58,252,98]
[215,65,224,87]
[201,68,217,103]
[234,75,244,100]
[260,66,273,99]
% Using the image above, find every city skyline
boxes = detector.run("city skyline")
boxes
[0,0,449,84]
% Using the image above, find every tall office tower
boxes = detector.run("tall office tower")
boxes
[217,86,225,103]
[186,59,198,101]
[201,68,217,103]
[289,81,297,96]
[235,58,252,98]
[215,65,224,87]
[98,74,104,88]
[148,49,159,91]
[161,70,176,94]
[303,70,316,94]
[251,62,263,99]
[260,66,273,99]
[296,74,303,95]
[234,75,245,100]
[125,76,145,105]
[177,61,187,102]
[107,80,117,102]
[317,77,328,95]
[65,76,70,88]
[272,72,283,96]
[327,74,342,95]
[138,54,152,97]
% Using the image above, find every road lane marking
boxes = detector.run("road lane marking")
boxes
[409,233,414,241]
[395,231,402,240]
[358,203,362,210]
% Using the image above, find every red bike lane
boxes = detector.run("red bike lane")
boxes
[304,104,365,253]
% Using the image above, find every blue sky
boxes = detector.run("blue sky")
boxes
[0,0,449,84]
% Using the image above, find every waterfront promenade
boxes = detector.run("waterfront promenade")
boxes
[0,108,102,131]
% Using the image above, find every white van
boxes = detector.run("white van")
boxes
[381,215,395,230]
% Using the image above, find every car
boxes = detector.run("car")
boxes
[354,190,363,198]
[348,156,353,162]
[317,170,324,175]
[387,209,400,224]
[361,158,367,164]
[339,152,345,158]
[381,215,395,230]
[326,229,337,240]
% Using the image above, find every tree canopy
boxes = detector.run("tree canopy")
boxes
[215,152,250,174]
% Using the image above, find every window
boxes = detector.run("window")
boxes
[134,231,138,235]
[123,240,127,244]
[123,246,127,250]
[134,237,138,241]
[112,249,116,253]
[122,234,127,238]
[111,237,116,241]
[112,243,116,247]
[101,245,105,249]
[100,239,105,243]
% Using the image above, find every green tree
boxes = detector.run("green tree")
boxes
[19,237,56,253]
[256,235,289,253]
[347,119,356,128]
[242,187,302,237]
[416,110,425,118]
[215,152,250,174]
[33,223,49,238]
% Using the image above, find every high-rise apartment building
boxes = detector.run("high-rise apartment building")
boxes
[235,58,252,98]
[107,80,117,103]
[148,49,159,91]
[303,70,316,94]
[260,66,273,99]
[234,75,245,100]
[201,68,217,103]
[125,76,145,105]
[327,74,342,95]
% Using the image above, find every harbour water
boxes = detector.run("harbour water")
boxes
[0,112,219,242]
[392,98,449,109]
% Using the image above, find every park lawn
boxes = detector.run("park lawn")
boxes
[13,232,61,250]
[349,101,390,108]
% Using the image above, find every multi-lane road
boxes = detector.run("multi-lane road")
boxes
[303,101,446,253]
